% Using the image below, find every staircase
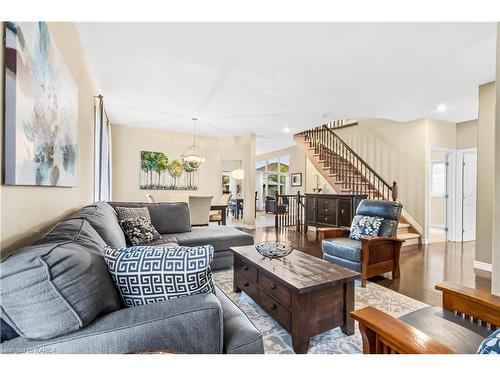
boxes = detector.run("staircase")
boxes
[294,119,420,246]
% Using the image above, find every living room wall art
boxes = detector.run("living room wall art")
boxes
[3,22,79,187]
[140,151,198,190]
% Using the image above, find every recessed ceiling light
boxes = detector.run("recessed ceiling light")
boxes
[436,104,447,112]
[283,127,291,133]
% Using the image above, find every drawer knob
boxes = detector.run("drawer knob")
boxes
[244,282,249,287]
[325,208,328,212]
[271,304,277,311]
[325,217,328,221]
[270,284,277,290]
[243,265,249,271]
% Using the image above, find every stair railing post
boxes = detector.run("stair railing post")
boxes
[296,191,301,232]
[391,181,398,201]
[274,191,279,228]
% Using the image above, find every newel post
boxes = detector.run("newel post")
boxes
[391,181,398,201]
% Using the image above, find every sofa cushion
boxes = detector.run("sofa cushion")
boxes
[38,218,107,255]
[71,201,126,247]
[0,238,122,340]
[119,216,161,246]
[104,245,215,307]
[399,306,491,354]
[322,237,362,262]
[1,292,224,354]
[173,226,254,252]
[147,202,191,234]
[477,329,500,354]
[349,215,383,240]
[107,202,191,234]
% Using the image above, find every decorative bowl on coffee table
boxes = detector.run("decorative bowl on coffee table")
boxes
[255,241,294,260]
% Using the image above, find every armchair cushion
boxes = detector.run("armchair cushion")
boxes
[399,306,491,354]
[349,215,383,240]
[322,237,362,262]
[356,199,402,237]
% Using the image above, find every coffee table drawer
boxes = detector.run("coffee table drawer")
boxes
[234,256,258,284]
[235,273,258,300]
[259,272,291,308]
[258,289,291,331]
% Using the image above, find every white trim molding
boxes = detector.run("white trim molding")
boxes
[474,260,493,273]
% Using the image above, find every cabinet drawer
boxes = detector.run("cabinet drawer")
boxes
[234,256,258,284]
[317,215,336,225]
[258,289,291,331]
[259,272,291,308]
[317,198,335,209]
[235,273,258,300]
[317,206,334,216]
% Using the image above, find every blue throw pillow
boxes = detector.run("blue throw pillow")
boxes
[104,245,215,307]
[349,215,384,240]
[477,329,500,354]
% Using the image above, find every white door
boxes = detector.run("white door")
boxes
[462,151,477,242]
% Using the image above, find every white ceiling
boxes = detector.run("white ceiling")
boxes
[76,22,496,154]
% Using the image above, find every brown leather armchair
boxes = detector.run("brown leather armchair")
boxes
[319,199,404,287]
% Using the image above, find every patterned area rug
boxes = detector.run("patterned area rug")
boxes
[213,269,428,354]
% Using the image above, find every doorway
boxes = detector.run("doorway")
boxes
[429,150,451,243]
[458,149,477,242]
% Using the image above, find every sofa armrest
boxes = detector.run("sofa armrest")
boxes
[1,292,223,354]
[318,227,350,241]
[351,306,455,354]
[436,282,500,329]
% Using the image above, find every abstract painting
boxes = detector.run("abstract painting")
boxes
[140,151,198,190]
[4,22,78,187]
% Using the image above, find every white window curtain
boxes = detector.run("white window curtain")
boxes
[94,95,112,202]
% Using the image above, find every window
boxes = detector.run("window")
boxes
[94,95,112,201]
[431,162,446,196]
[255,155,290,209]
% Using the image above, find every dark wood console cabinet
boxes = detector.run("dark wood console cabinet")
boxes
[305,193,367,229]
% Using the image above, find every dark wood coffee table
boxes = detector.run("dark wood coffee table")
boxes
[230,245,359,354]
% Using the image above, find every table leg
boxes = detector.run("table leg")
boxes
[221,206,227,225]
[340,280,355,335]
[291,292,311,354]
[233,271,241,293]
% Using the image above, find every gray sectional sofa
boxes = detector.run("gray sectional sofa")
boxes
[0,201,263,354]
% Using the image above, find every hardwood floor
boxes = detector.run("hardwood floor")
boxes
[240,225,491,306]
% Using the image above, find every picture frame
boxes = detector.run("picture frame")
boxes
[291,172,302,187]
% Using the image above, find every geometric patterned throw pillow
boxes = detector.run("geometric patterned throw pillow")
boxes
[477,329,500,354]
[349,215,384,240]
[103,245,215,306]
[119,216,161,246]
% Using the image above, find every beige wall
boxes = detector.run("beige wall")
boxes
[305,158,336,194]
[493,23,500,295]
[456,120,478,149]
[477,82,495,265]
[0,23,97,257]
[111,125,256,226]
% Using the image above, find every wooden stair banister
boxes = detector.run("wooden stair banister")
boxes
[301,124,398,201]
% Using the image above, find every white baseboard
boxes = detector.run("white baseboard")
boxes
[474,260,492,273]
